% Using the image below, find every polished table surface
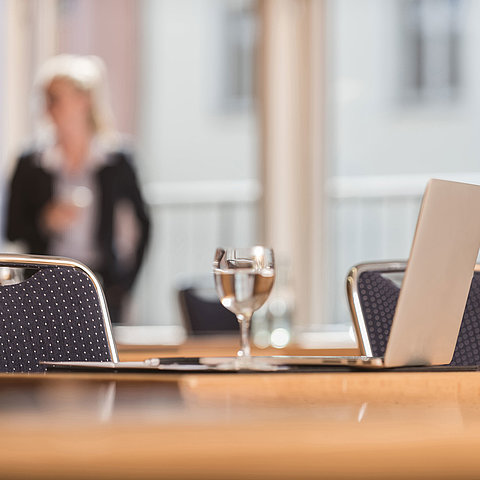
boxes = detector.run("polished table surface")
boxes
[2,339,480,479]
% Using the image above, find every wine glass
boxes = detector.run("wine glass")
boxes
[213,246,275,368]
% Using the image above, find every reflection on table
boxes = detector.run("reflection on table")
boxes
[1,343,480,479]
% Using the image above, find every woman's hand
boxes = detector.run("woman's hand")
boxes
[42,201,79,234]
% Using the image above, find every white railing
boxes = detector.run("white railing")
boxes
[130,179,261,327]
[132,172,480,331]
[327,172,480,199]
[325,172,480,325]
[144,179,262,206]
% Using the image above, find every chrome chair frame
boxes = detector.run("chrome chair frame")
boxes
[346,260,480,357]
[0,253,119,363]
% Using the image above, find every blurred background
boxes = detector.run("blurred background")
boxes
[1,0,480,348]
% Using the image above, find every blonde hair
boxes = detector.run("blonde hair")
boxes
[34,54,117,145]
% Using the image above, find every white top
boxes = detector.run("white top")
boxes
[41,139,109,270]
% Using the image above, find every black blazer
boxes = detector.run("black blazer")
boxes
[6,149,151,318]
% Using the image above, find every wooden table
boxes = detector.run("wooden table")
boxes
[1,341,480,479]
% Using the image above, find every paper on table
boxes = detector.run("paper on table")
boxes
[41,360,212,372]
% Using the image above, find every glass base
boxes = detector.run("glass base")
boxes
[212,356,284,372]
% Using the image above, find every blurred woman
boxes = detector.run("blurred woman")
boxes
[6,54,150,323]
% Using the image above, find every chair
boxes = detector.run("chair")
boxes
[346,261,480,366]
[0,253,118,372]
[177,276,238,335]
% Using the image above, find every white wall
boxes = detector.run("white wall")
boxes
[330,0,480,178]
[138,0,257,184]
[134,0,259,325]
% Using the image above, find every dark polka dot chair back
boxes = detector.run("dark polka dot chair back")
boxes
[0,254,118,372]
[346,262,480,366]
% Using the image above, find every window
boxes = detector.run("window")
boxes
[400,0,464,104]
[218,0,257,111]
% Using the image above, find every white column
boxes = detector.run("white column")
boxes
[2,0,58,251]
[0,0,7,246]
[5,0,58,174]
[260,0,327,330]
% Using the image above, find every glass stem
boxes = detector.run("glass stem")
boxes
[237,313,252,358]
